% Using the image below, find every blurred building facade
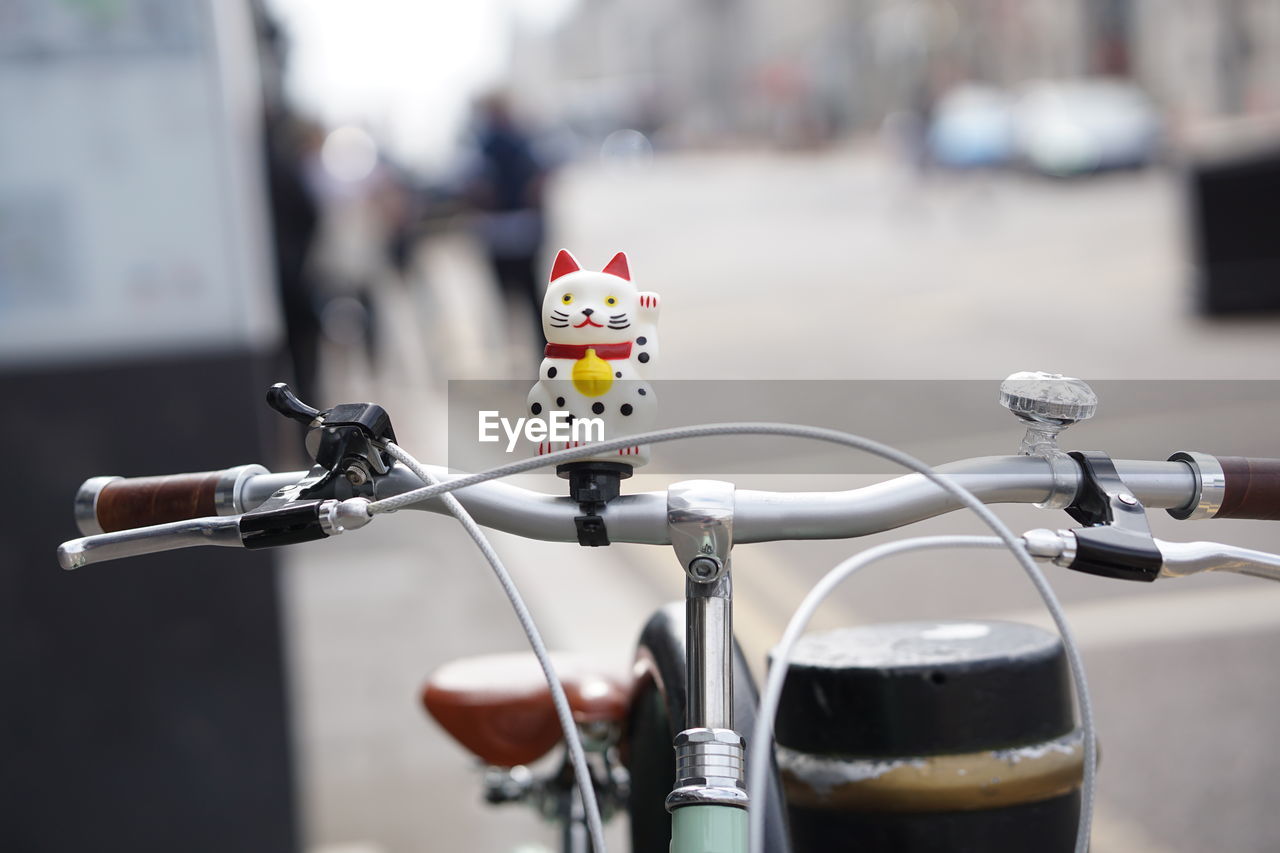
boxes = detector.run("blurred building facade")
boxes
[509,0,1280,147]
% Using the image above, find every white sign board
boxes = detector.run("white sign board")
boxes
[0,0,280,366]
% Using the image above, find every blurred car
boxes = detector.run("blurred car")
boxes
[1013,79,1162,176]
[926,84,1016,168]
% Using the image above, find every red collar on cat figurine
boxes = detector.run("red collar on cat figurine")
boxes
[544,341,633,360]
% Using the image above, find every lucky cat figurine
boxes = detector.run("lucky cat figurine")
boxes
[527,249,659,466]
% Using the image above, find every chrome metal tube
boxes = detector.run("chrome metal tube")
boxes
[1166,452,1227,520]
[686,572,734,731]
[244,468,624,543]
[240,456,1199,546]
[54,457,1206,569]
[73,476,121,536]
[58,515,243,570]
[1158,540,1280,582]
[730,457,1196,543]
[666,728,749,811]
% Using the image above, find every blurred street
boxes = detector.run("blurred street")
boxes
[9,2,1280,852]
[289,147,1280,853]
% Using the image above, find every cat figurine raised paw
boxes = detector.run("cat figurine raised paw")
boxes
[527,249,659,466]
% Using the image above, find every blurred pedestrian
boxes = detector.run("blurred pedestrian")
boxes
[264,114,321,405]
[304,125,402,369]
[463,93,550,349]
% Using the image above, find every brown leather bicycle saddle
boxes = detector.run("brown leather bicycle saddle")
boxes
[422,652,630,767]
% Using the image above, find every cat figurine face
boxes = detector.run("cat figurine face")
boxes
[543,251,642,346]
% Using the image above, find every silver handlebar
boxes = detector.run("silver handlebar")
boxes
[59,454,1280,580]
[59,454,1201,569]
[239,455,1197,545]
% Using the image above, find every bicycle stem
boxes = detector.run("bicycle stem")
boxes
[686,572,734,731]
[665,481,750,817]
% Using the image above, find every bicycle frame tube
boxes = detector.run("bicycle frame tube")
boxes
[672,804,748,853]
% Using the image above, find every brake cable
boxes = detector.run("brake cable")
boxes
[382,441,610,853]
[360,422,1096,853]
[748,535,1067,853]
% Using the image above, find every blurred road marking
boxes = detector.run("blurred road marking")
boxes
[722,542,1280,657]
[729,542,870,672]
[623,541,1190,852]
[620,542,782,674]
[1092,803,1178,853]
[487,533,657,671]
[989,583,1280,650]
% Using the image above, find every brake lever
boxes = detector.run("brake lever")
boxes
[57,381,397,569]
[217,382,398,553]
[239,496,371,549]
[1156,540,1280,583]
[1055,451,1163,582]
[58,515,244,569]
[57,498,373,569]
[266,383,397,489]
[1019,451,1280,585]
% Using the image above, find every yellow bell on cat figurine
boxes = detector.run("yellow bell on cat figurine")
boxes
[572,348,614,397]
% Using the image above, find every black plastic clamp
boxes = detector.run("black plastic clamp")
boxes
[558,462,631,547]
[1063,451,1162,582]
[237,384,399,549]
[266,383,397,491]
[241,501,329,549]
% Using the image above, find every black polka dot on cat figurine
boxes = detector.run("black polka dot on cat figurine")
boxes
[638,352,650,364]
[531,402,542,415]
[621,404,633,416]
[547,367,557,378]
[638,388,646,396]
[637,336,647,345]
[591,402,605,415]
[556,397,565,407]
[615,372,622,378]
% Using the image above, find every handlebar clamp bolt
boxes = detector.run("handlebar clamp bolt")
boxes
[687,556,723,583]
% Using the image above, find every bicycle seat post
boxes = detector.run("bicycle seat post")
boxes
[665,480,750,824]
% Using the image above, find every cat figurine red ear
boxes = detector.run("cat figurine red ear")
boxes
[527,250,660,465]
[550,249,581,281]
[601,252,630,280]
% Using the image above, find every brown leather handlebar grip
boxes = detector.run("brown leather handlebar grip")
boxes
[93,472,223,533]
[1216,457,1280,521]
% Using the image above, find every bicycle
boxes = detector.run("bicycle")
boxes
[56,369,1280,853]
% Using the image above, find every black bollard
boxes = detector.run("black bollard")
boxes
[772,620,1083,853]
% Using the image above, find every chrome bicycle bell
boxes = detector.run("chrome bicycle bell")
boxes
[999,371,1097,456]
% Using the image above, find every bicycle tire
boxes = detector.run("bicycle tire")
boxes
[624,602,792,853]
